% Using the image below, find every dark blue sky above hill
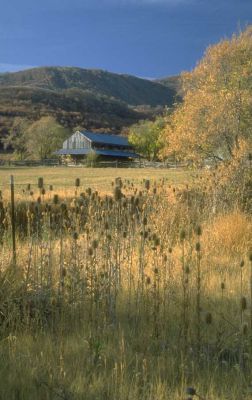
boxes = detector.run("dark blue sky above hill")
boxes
[0,0,251,78]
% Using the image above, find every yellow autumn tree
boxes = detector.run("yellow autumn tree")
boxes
[161,26,252,164]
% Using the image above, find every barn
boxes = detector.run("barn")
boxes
[55,130,139,163]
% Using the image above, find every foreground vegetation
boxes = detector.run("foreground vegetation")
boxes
[0,166,251,399]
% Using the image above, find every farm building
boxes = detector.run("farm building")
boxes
[55,130,139,163]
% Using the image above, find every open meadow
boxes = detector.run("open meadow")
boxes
[0,165,251,400]
[0,166,192,199]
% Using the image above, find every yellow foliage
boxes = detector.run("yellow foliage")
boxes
[161,26,252,163]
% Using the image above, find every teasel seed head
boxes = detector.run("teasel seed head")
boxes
[241,296,247,311]
[115,177,122,188]
[49,184,53,191]
[75,178,80,187]
[53,194,59,205]
[27,183,31,191]
[196,225,202,236]
[240,260,245,268]
[38,177,44,189]
[205,312,213,325]
[180,230,186,241]
[88,247,93,256]
[41,188,46,196]
[146,276,151,285]
[144,180,150,190]
[221,282,225,290]
[135,197,139,207]
[195,242,201,252]
[143,216,148,226]
[242,323,248,335]
[114,186,122,201]
[92,239,99,249]
[73,232,79,241]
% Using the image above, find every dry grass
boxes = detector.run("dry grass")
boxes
[0,169,251,400]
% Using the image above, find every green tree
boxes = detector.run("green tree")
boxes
[25,117,70,159]
[2,118,30,160]
[128,117,165,161]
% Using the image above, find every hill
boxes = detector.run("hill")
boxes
[0,67,180,140]
[0,67,178,107]
[155,75,183,98]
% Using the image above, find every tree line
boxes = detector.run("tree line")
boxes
[2,117,70,160]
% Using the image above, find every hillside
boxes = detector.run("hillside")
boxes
[0,86,148,136]
[155,75,183,98]
[0,67,178,107]
[0,67,180,140]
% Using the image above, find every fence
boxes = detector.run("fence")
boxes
[0,159,59,167]
[0,157,188,169]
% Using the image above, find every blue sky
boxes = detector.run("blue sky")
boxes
[0,0,251,78]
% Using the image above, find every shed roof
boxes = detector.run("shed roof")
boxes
[80,131,130,147]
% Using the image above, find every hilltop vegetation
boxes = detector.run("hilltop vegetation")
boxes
[0,85,145,136]
[0,67,178,106]
[155,74,183,97]
[0,67,179,140]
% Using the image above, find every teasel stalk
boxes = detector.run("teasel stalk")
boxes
[240,260,245,325]
[249,252,252,356]
[195,227,202,360]
[139,215,147,300]
[180,229,188,354]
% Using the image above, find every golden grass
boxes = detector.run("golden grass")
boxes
[0,166,192,187]
[0,170,251,400]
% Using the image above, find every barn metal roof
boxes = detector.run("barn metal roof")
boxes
[55,148,139,158]
[80,131,131,147]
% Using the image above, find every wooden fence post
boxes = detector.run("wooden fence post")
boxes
[10,175,16,265]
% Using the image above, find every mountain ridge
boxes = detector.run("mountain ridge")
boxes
[0,66,179,107]
[0,66,181,140]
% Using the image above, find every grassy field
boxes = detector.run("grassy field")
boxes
[0,166,192,187]
[0,166,193,201]
[0,166,251,400]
